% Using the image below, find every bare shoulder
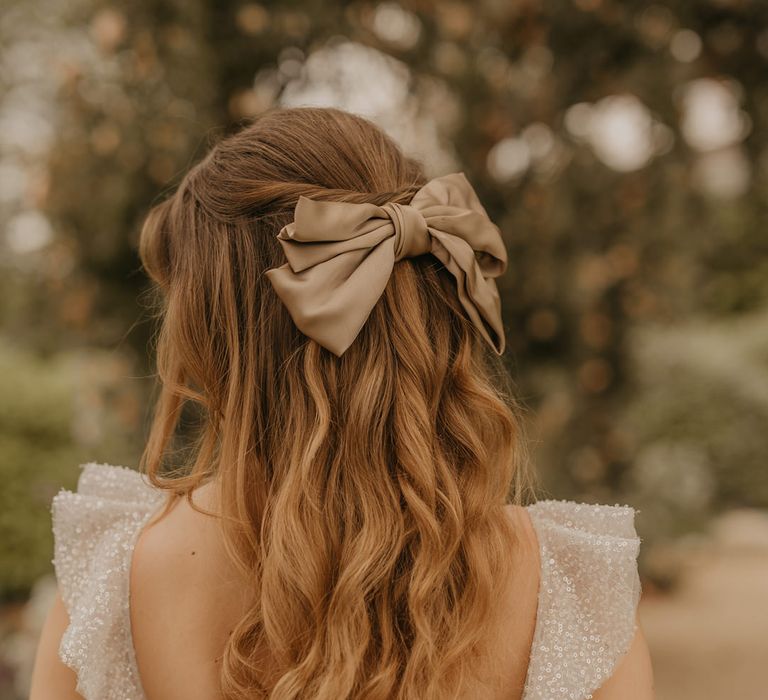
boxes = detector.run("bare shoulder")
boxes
[130,482,248,699]
[132,481,227,575]
[592,620,655,699]
[503,503,538,547]
[501,503,540,588]
[482,504,540,697]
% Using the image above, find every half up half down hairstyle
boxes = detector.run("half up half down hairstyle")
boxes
[139,106,532,700]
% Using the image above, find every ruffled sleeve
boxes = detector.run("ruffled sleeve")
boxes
[51,462,166,700]
[522,500,642,700]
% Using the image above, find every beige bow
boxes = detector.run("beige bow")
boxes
[265,172,507,357]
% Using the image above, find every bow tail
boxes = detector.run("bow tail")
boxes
[429,235,506,354]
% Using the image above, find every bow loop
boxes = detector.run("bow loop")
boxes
[265,172,507,356]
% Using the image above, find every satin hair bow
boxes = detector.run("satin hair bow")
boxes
[265,172,508,357]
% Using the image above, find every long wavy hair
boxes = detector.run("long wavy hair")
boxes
[138,106,532,699]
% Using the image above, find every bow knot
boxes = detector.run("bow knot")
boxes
[265,172,507,357]
[381,202,430,261]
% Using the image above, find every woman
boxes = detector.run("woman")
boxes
[30,106,653,699]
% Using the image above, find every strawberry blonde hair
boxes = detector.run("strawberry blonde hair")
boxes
[138,106,532,699]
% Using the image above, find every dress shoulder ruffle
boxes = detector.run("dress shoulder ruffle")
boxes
[52,462,165,700]
[522,499,642,699]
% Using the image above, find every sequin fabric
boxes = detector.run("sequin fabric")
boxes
[51,464,641,700]
[522,500,642,699]
[52,463,166,700]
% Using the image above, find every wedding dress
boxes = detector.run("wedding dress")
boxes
[52,463,641,700]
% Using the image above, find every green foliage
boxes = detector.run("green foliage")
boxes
[0,344,82,599]
[623,314,768,519]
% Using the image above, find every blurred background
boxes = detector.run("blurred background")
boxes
[1,0,767,698]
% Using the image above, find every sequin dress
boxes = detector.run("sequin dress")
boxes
[52,463,642,700]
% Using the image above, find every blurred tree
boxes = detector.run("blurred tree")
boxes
[6,0,767,568]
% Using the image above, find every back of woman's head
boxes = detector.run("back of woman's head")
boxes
[139,106,530,700]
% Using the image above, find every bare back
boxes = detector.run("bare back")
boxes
[129,492,542,700]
